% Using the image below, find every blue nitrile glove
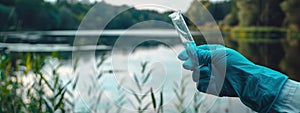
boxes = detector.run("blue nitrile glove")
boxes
[178,44,288,113]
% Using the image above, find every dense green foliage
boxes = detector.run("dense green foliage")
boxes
[280,0,300,30]
[236,0,260,26]
[222,0,299,29]
[0,4,17,30]
[0,52,72,112]
[235,0,285,27]
[185,0,299,29]
[2,0,299,30]
[223,0,239,26]
[186,0,231,25]
[0,0,91,30]
[1,0,300,30]
[0,0,172,31]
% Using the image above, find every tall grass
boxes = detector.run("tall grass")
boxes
[0,52,24,112]
[129,61,154,113]
[0,51,212,113]
[88,53,108,113]
[172,74,207,113]
[173,75,189,113]
[115,77,127,113]
[0,52,73,112]
[128,61,165,113]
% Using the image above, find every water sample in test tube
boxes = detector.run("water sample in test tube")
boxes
[169,11,199,67]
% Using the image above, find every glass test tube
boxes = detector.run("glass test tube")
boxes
[169,11,199,67]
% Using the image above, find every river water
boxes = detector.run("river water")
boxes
[55,44,254,113]
[3,29,300,112]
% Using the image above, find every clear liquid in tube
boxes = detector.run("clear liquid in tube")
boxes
[183,41,199,68]
[169,11,199,68]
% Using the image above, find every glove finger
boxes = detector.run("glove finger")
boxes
[192,67,200,82]
[182,58,194,70]
[196,64,214,94]
[178,50,188,61]
[198,47,228,65]
[199,65,211,79]
[197,44,225,50]
[196,77,210,93]
[179,44,227,65]
[192,65,210,82]
[197,49,211,64]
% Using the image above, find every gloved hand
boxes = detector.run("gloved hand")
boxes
[178,44,288,113]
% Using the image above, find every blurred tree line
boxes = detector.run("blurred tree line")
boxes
[224,0,300,30]
[185,0,300,81]
[0,0,90,30]
[2,0,299,30]
[186,0,231,26]
[0,0,171,31]
[186,0,300,30]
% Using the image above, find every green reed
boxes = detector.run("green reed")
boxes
[0,51,207,113]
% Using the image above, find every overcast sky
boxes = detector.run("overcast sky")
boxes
[45,0,226,12]
[92,0,194,12]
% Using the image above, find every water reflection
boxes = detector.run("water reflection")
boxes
[226,37,300,81]
[280,39,300,81]
[2,30,299,112]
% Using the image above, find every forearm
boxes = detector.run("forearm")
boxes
[272,79,300,112]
